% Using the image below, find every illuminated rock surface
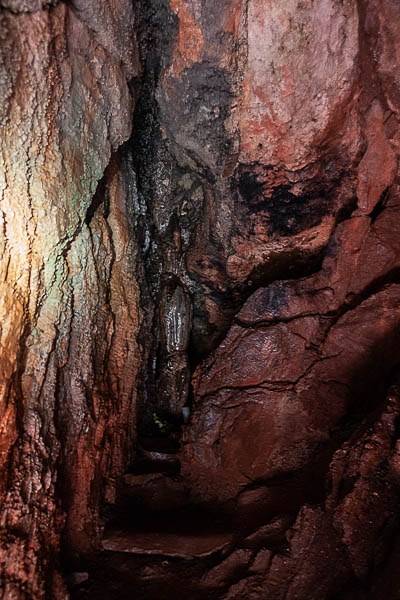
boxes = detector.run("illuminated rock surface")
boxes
[0,2,141,597]
[1,0,400,599]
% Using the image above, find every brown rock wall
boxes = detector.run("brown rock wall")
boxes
[178,0,400,499]
[0,4,141,598]
[164,0,400,596]
[1,0,400,598]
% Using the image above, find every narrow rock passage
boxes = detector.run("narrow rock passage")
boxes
[70,435,238,600]
[102,435,234,561]
[68,428,292,600]
[71,375,400,600]
[70,1,400,592]
[2,1,400,598]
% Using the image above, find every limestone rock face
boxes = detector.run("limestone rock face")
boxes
[0,3,141,598]
[1,0,400,599]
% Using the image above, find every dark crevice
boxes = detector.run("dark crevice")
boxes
[335,195,358,224]
[85,175,107,226]
[234,310,322,329]
[320,265,400,345]
[369,186,390,223]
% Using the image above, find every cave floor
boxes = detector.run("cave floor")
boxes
[69,437,245,600]
[71,551,226,600]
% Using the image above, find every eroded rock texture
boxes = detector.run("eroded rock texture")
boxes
[0,2,141,598]
[1,0,400,599]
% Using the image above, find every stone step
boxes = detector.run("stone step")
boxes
[139,436,180,454]
[102,527,233,559]
[122,473,189,511]
[102,507,233,560]
[130,449,181,475]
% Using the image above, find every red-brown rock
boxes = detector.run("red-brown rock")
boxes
[0,3,141,598]
[1,0,400,598]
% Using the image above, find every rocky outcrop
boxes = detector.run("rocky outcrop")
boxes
[1,0,400,599]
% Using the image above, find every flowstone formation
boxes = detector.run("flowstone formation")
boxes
[1,1,400,599]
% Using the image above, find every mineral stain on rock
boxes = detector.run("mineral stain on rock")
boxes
[1,1,400,600]
[237,167,328,236]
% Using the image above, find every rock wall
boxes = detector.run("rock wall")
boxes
[0,2,142,598]
[1,0,400,598]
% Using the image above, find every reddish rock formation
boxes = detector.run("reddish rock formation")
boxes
[0,2,141,598]
[1,0,400,599]
[166,0,400,596]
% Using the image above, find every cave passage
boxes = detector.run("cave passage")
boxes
[1,1,400,599]
[68,1,400,598]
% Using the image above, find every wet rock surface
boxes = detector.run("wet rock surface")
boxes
[0,2,141,598]
[1,0,400,599]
